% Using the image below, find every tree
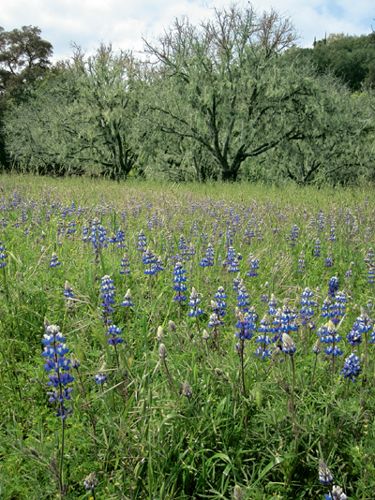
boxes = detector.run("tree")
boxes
[0,25,52,167]
[4,45,141,178]
[293,33,375,91]
[255,77,374,186]
[142,4,318,181]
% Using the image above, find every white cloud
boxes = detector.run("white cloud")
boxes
[1,0,373,61]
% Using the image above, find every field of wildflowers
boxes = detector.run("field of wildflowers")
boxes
[0,175,374,499]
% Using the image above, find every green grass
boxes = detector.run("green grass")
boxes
[0,174,374,499]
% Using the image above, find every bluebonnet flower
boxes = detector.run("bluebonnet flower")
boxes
[112,229,126,248]
[237,281,250,311]
[317,210,325,231]
[341,353,361,382]
[329,225,336,242]
[288,224,299,247]
[0,241,7,268]
[121,289,134,308]
[325,255,334,268]
[313,238,321,257]
[297,252,305,273]
[119,254,131,275]
[300,288,317,326]
[200,243,214,267]
[89,218,107,250]
[235,307,257,341]
[137,230,147,252]
[330,292,347,326]
[368,267,375,285]
[268,294,278,316]
[67,220,77,235]
[188,288,204,317]
[224,246,239,272]
[255,316,272,360]
[95,373,107,385]
[280,305,298,334]
[42,324,74,419]
[106,324,123,346]
[142,248,158,275]
[177,234,190,260]
[49,252,61,268]
[214,286,227,319]
[328,276,339,298]
[63,281,75,300]
[232,275,241,292]
[173,262,187,303]
[324,485,347,500]
[100,275,115,325]
[347,312,372,346]
[208,312,221,329]
[247,255,259,277]
[364,247,374,268]
[318,322,343,358]
[155,256,164,273]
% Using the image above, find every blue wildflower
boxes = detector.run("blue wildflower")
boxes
[328,276,339,298]
[200,243,214,267]
[173,262,187,303]
[318,322,343,358]
[347,312,372,346]
[341,353,361,382]
[313,238,321,257]
[42,324,74,419]
[188,287,204,317]
[95,373,107,385]
[121,289,134,308]
[49,252,61,268]
[137,230,147,252]
[214,286,226,319]
[300,287,317,326]
[237,281,250,311]
[100,275,115,325]
[63,281,75,299]
[120,254,131,275]
[0,241,7,268]
[247,255,259,277]
[106,324,123,346]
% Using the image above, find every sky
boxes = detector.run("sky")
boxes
[1,0,374,61]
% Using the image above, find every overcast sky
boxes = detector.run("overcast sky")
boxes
[1,0,374,61]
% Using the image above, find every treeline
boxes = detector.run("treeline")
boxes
[0,5,374,185]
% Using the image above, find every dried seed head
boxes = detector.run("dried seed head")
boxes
[168,320,176,332]
[282,333,296,355]
[156,326,164,342]
[158,343,167,360]
[232,485,244,500]
[319,460,333,486]
[83,472,98,491]
[202,329,210,341]
[180,381,192,399]
[313,339,321,354]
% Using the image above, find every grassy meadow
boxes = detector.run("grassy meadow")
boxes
[0,175,374,499]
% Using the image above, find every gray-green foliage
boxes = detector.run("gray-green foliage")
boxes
[252,78,375,186]
[4,45,140,178]
[2,4,375,185]
[141,6,325,181]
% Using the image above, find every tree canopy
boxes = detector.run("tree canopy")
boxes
[1,5,374,186]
